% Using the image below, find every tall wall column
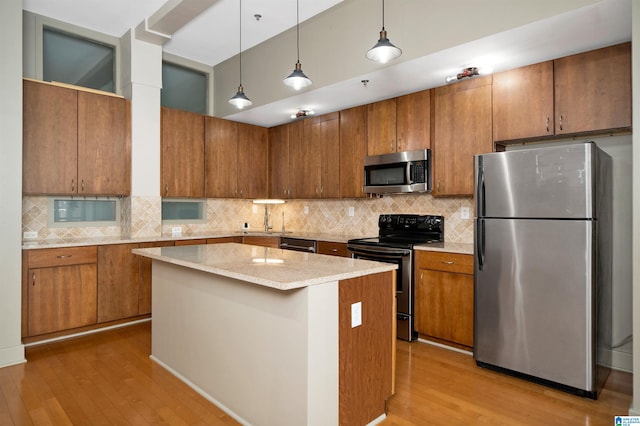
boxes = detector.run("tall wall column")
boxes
[120,30,164,238]
[0,0,26,367]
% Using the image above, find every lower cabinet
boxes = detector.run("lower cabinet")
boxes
[242,236,281,248]
[414,250,474,349]
[25,246,98,337]
[97,243,141,323]
[207,236,243,244]
[317,241,349,257]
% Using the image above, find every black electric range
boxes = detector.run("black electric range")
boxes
[347,214,444,341]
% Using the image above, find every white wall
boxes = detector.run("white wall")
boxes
[0,0,26,367]
[629,0,640,416]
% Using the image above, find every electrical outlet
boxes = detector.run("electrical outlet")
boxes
[252,205,258,214]
[171,226,182,237]
[348,206,355,217]
[23,231,38,240]
[304,205,309,214]
[461,207,470,220]
[351,302,362,328]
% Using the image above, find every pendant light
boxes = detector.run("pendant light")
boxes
[283,0,312,90]
[366,0,402,64]
[229,0,252,109]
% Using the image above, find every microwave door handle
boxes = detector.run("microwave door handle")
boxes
[406,163,413,185]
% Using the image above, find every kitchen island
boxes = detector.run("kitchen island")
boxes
[132,243,397,426]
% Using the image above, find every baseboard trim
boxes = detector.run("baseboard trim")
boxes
[417,337,473,356]
[0,343,26,368]
[24,318,151,348]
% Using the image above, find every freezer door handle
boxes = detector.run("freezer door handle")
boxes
[476,161,485,217]
[476,219,485,271]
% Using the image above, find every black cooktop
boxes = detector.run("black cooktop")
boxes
[348,214,445,249]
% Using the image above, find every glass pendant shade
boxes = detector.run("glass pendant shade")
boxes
[283,62,312,90]
[366,29,402,64]
[229,85,252,109]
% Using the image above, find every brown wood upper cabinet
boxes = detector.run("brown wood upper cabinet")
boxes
[237,122,269,199]
[23,79,130,196]
[367,90,430,156]
[297,112,340,198]
[161,107,205,198]
[493,43,631,142]
[268,123,293,199]
[492,61,554,141]
[206,116,268,199]
[554,42,631,135]
[367,98,397,155]
[339,105,368,198]
[433,76,493,197]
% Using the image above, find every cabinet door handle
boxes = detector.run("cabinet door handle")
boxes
[56,255,73,259]
[32,273,35,285]
[559,115,563,131]
[164,184,168,195]
[546,117,550,132]
[420,272,423,282]
[71,179,75,192]
[397,138,401,151]
[441,260,454,265]
[81,179,85,192]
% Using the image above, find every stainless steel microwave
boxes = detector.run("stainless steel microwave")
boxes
[364,149,432,194]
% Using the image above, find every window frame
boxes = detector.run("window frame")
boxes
[47,197,121,228]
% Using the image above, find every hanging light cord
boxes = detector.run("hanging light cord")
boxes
[239,0,243,85]
[381,0,385,31]
[296,0,301,63]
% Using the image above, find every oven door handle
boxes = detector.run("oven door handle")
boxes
[348,246,411,258]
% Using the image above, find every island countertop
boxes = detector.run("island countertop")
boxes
[133,242,397,291]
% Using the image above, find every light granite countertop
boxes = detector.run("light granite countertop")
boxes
[22,230,474,255]
[414,242,474,255]
[21,231,369,250]
[133,243,397,291]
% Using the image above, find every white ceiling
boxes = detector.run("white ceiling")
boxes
[22,0,343,67]
[23,0,631,127]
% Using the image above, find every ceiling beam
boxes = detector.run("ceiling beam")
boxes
[135,0,219,45]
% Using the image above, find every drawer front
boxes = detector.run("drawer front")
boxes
[416,251,473,274]
[242,236,281,248]
[317,241,349,257]
[28,246,98,269]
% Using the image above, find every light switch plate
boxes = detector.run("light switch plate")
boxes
[171,226,182,237]
[348,206,355,217]
[252,205,258,213]
[461,207,470,220]
[23,231,38,240]
[351,302,362,328]
[304,205,309,215]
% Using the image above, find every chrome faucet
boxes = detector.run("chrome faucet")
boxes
[281,211,285,234]
[263,205,272,232]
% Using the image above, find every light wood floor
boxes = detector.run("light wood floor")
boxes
[0,322,632,425]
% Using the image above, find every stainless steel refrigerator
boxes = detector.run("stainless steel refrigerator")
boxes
[474,142,612,399]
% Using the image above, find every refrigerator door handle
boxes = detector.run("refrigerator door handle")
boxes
[476,219,485,271]
[476,164,485,217]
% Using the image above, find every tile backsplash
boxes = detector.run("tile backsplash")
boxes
[23,194,474,243]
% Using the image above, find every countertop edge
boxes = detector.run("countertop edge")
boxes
[22,231,371,250]
[133,246,398,291]
[413,242,474,255]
